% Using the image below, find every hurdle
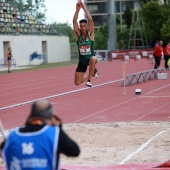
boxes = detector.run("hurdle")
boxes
[121,68,165,87]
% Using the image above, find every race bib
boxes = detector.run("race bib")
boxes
[79,46,91,55]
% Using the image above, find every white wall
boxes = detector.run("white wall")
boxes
[0,35,71,66]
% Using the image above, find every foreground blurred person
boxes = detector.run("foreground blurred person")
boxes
[0,100,80,170]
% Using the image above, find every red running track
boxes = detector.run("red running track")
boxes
[0,59,169,169]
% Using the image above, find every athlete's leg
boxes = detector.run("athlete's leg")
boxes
[74,61,88,86]
[87,56,97,81]
[74,72,89,85]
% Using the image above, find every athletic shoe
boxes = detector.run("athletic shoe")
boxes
[86,80,92,87]
[93,68,99,78]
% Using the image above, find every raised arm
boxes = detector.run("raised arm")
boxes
[78,0,94,34]
[73,3,81,40]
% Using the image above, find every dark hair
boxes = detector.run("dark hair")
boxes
[29,101,53,120]
[79,19,87,24]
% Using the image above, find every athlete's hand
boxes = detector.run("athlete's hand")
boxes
[76,2,81,11]
[77,0,85,10]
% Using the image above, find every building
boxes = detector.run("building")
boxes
[84,0,135,29]
[0,0,70,66]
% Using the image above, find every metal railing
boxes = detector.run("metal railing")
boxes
[0,58,17,67]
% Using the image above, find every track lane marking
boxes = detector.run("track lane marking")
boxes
[118,130,165,165]
[145,84,170,95]
[132,102,170,122]
[140,96,170,98]
[70,97,138,123]
[0,79,123,111]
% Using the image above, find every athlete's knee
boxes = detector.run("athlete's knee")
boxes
[90,56,97,65]
[74,79,82,86]
[74,81,81,86]
[90,56,97,61]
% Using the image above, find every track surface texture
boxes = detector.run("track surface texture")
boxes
[0,59,170,170]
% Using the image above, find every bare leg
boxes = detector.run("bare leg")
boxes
[74,56,98,86]
[8,60,11,72]
[74,72,88,85]
[87,56,97,81]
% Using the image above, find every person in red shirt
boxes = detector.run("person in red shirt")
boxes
[163,42,170,70]
[153,40,163,69]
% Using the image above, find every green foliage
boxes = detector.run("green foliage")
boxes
[5,0,46,21]
[117,25,130,49]
[124,7,133,29]
[140,0,162,4]
[93,21,130,49]
[93,0,170,49]
[94,24,108,50]
[161,18,170,41]
[140,0,170,45]
[93,23,130,50]
[67,25,76,43]
[140,1,162,42]
[116,14,120,25]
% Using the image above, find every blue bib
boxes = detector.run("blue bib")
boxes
[3,125,60,170]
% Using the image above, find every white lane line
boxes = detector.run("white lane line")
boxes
[145,84,170,95]
[132,102,170,122]
[140,96,170,98]
[118,130,165,165]
[0,97,139,137]
[0,120,7,139]
[0,79,73,97]
[71,97,138,123]
[0,79,123,111]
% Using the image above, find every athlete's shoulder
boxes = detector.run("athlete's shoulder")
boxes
[87,30,94,41]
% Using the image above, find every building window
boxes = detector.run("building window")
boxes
[121,1,126,12]
[126,1,134,9]
[115,1,120,13]
[88,4,98,14]
[92,15,108,27]
[121,1,134,12]
[93,16,99,27]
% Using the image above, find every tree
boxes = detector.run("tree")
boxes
[161,18,170,40]
[140,0,170,46]
[160,2,170,42]
[46,22,76,43]
[124,6,133,29]
[139,0,162,4]
[94,24,108,50]
[68,25,76,43]
[5,0,46,21]
[117,25,130,49]
[140,1,163,46]
[94,23,129,50]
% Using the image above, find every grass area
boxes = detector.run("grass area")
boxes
[0,59,79,74]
